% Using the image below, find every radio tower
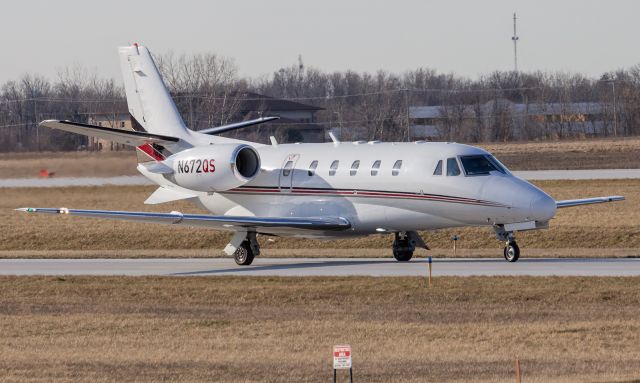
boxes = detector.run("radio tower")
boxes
[512,13,519,72]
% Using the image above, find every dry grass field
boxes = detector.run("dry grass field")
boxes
[0,276,638,382]
[480,137,640,170]
[0,179,637,256]
[0,151,137,178]
[0,136,639,178]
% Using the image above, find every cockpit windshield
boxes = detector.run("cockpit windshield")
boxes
[460,155,507,175]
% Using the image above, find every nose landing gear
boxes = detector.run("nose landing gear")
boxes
[494,225,520,262]
[503,241,520,262]
[392,232,414,261]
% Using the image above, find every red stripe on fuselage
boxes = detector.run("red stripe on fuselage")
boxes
[223,186,506,207]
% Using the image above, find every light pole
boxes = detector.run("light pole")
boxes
[512,13,519,73]
[603,79,618,137]
[611,81,618,137]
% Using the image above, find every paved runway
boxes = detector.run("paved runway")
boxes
[513,169,640,180]
[2,169,640,188]
[0,176,151,188]
[0,258,638,277]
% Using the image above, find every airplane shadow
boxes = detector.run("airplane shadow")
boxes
[171,257,638,276]
[172,258,398,276]
[423,257,636,264]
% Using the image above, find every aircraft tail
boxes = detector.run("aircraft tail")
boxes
[118,44,190,140]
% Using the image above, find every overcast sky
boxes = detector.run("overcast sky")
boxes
[2,0,640,84]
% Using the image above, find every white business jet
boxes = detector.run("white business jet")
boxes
[18,45,624,265]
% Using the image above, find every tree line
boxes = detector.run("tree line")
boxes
[2,52,640,152]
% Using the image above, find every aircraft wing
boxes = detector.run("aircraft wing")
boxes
[16,207,351,232]
[39,120,180,147]
[556,195,625,208]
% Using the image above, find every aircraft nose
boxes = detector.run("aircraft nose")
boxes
[530,191,556,222]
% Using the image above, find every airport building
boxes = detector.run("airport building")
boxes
[86,113,132,151]
[410,100,612,140]
[214,92,326,143]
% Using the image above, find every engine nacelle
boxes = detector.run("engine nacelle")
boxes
[167,144,260,192]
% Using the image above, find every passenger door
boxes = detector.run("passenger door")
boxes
[278,154,300,192]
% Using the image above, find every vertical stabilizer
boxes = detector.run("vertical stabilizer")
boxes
[119,44,190,139]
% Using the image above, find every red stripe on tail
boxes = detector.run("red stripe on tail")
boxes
[136,144,165,161]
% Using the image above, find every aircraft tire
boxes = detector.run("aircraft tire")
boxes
[393,248,414,262]
[234,241,255,266]
[503,241,520,262]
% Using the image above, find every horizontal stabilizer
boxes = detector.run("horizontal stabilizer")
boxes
[140,162,174,175]
[556,195,625,208]
[198,116,280,135]
[39,120,180,147]
[144,187,196,205]
[16,207,351,232]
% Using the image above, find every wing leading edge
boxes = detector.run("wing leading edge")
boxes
[556,195,625,208]
[15,207,351,232]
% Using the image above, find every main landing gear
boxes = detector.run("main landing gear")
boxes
[225,231,261,266]
[233,241,255,265]
[392,231,429,262]
[494,225,520,262]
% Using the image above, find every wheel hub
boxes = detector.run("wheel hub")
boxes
[236,247,247,263]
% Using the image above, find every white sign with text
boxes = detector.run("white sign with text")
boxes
[333,345,352,369]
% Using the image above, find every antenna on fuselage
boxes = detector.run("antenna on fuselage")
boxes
[328,131,340,147]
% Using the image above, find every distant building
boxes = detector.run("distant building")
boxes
[512,101,609,137]
[408,106,445,139]
[86,113,132,151]
[410,101,611,140]
[234,92,322,123]
[211,92,326,143]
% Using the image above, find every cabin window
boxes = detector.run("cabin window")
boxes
[433,160,443,175]
[329,160,339,176]
[282,161,294,177]
[371,160,381,176]
[350,160,360,176]
[392,160,403,176]
[308,160,318,176]
[446,157,461,176]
